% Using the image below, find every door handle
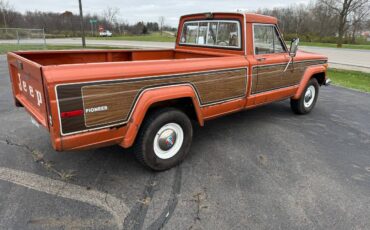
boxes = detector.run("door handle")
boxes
[256,57,266,62]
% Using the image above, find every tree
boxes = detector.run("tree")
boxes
[147,22,159,32]
[103,7,120,29]
[320,0,370,47]
[159,16,165,35]
[349,5,370,43]
[312,2,338,39]
[293,4,311,36]
[0,0,13,31]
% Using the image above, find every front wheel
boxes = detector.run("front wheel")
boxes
[134,108,193,171]
[290,78,319,114]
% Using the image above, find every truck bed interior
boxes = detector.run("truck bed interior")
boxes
[15,49,226,66]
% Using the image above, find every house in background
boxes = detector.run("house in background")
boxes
[361,31,370,42]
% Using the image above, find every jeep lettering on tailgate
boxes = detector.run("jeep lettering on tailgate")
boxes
[17,73,43,107]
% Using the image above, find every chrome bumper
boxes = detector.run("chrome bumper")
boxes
[324,78,331,86]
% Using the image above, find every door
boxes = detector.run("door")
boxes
[251,24,289,94]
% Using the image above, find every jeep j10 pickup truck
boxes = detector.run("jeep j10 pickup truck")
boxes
[7,12,330,170]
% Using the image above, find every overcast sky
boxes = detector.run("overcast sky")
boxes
[9,0,308,26]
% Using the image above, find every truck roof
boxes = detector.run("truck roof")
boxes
[180,12,277,24]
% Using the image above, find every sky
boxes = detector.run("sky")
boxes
[8,0,309,26]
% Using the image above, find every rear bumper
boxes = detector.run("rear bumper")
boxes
[51,126,127,151]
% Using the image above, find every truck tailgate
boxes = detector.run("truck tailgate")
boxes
[7,53,49,128]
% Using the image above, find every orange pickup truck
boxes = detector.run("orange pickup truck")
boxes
[7,12,330,170]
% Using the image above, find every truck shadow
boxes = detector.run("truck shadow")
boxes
[59,100,292,177]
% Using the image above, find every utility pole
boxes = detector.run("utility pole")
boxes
[1,8,8,34]
[78,0,86,47]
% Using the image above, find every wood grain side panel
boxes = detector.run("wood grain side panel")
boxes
[256,64,285,93]
[57,84,86,134]
[281,65,304,86]
[57,68,247,133]
[82,82,142,127]
[82,69,247,127]
[251,60,327,94]
[192,71,246,104]
[251,68,258,94]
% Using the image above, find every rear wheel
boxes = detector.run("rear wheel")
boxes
[290,78,319,114]
[134,108,193,171]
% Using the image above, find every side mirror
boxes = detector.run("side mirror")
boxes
[289,38,300,57]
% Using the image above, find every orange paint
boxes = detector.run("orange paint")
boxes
[6,12,328,151]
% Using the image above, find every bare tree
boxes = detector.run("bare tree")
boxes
[159,16,165,35]
[0,0,13,31]
[103,7,120,29]
[312,2,338,39]
[349,5,370,43]
[294,4,310,36]
[320,0,370,47]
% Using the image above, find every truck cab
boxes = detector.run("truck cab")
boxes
[177,12,327,103]
[6,12,328,171]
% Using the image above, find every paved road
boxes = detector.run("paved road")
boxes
[1,55,370,230]
[0,38,174,49]
[2,38,370,72]
[300,46,370,73]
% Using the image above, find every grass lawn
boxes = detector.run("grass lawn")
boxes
[328,68,370,93]
[88,32,176,42]
[299,41,370,50]
[0,44,125,54]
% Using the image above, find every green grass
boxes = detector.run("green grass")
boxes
[328,68,370,92]
[0,44,125,54]
[88,32,176,42]
[299,41,370,50]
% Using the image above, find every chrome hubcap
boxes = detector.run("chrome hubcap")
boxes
[304,85,316,108]
[305,91,312,103]
[158,129,177,151]
[153,123,184,159]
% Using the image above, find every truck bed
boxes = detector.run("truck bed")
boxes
[15,49,225,66]
[7,48,245,138]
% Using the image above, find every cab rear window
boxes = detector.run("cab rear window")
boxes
[180,20,241,49]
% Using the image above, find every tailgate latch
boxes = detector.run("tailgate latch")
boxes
[16,60,23,70]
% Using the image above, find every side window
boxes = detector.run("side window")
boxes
[180,20,241,48]
[254,24,286,55]
[273,28,285,53]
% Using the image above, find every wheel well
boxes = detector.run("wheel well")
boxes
[312,72,325,85]
[146,97,199,124]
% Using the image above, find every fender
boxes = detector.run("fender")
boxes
[292,65,326,100]
[120,84,204,148]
